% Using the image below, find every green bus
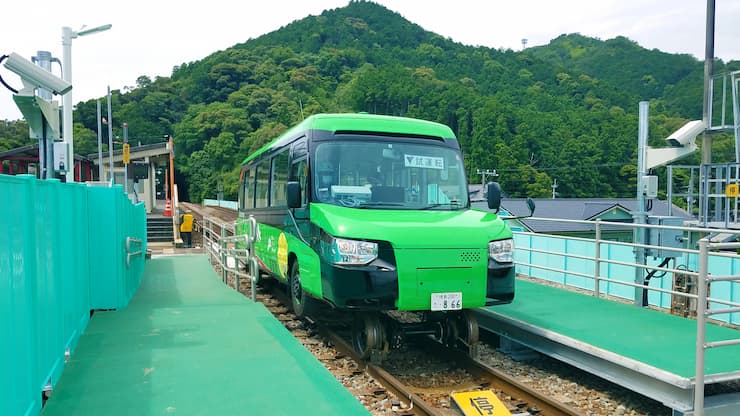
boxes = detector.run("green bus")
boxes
[237,113,526,357]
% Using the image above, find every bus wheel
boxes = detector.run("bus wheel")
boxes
[352,313,383,359]
[289,261,315,319]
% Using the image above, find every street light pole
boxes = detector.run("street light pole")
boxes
[61,23,112,182]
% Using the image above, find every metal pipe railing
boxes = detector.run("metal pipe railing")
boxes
[126,237,142,267]
[201,215,261,301]
[694,239,710,415]
[511,216,740,416]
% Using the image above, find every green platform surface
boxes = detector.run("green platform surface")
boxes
[485,279,740,379]
[43,255,369,416]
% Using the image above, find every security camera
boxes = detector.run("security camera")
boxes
[3,52,71,95]
[666,120,706,147]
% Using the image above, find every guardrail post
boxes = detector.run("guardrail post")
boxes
[694,238,709,416]
[234,237,241,294]
[204,218,211,263]
[221,226,227,284]
[594,219,602,297]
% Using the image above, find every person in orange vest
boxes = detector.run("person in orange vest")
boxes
[179,211,194,248]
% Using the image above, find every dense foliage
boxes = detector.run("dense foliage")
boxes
[2,1,738,202]
[0,119,28,152]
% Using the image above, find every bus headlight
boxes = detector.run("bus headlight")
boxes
[489,238,514,263]
[323,236,378,265]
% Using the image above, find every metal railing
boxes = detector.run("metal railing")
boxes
[667,163,740,228]
[201,215,260,301]
[126,236,143,267]
[512,216,740,415]
[695,239,740,416]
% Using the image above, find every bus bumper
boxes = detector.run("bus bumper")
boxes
[485,259,515,306]
[320,260,398,310]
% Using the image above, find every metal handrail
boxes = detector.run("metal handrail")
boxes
[126,237,142,267]
[202,215,261,301]
[694,239,740,416]
[514,231,740,310]
[511,215,740,416]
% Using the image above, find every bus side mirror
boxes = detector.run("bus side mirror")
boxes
[487,182,502,212]
[287,181,302,208]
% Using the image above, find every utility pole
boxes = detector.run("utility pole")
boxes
[97,99,103,180]
[32,51,59,180]
[634,101,649,306]
[701,0,715,165]
[107,86,113,183]
[521,39,528,50]
[551,178,558,199]
[62,24,112,182]
[476,169,498,185]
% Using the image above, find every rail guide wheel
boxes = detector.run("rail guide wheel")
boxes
[446,310,479,357]
[352,313,387,363]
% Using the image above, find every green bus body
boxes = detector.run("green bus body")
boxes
[237,113,515,312]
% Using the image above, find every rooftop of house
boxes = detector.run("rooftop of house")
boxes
[470,195,692,233]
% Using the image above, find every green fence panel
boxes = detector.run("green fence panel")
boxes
[124,197,147,299]
[1,175,40,416]
[87,184,146,310]
[514,232,740,325]
[1,175,146,416]
[33,179,65,393]
[58,182,91,354]
[87,185,123,309]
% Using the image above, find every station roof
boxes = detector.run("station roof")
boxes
[86,141,170,164]
[0,144,89,161]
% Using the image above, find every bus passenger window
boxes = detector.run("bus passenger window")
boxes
[243,169,254,210]
[271,152,289,207]
[255,162,269,208]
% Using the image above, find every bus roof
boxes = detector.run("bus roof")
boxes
[241,113,456,165]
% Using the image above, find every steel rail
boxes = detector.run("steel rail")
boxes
[420,338,585,416]
[321,328,441,416]
[322,327,585,416]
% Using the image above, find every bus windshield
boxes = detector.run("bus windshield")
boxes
[313,140,469,210]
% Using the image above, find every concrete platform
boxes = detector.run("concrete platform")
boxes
[476,279,740,414]
[42,255,368,415]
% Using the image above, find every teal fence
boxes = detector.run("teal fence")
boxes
[0,175,146,416]
[203,198,238,210]
[513,232,740,325]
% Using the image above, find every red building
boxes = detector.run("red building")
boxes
[0,144,94,181]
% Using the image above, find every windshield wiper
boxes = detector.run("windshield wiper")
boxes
[357,202,406,209]
[419,201,464,210]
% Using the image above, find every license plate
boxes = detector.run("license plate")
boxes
[431,292,462,311]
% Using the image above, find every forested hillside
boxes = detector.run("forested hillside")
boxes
[2,1,738,202]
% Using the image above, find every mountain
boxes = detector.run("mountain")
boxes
[61,0,738,202]
[528,33,704,117]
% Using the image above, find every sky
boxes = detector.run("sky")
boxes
[1,0,738,121]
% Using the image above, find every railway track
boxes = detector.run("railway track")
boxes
[218,267,583,416]
[197,205,667,416]
[180,202,237,223]
[320,325,584,416]
[179,202,237,247]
